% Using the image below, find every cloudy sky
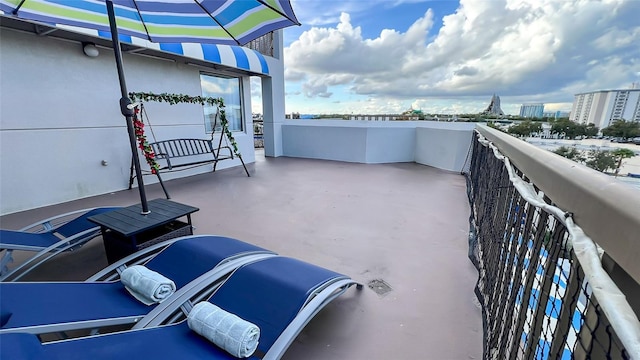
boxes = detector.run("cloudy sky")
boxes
[253,0,640,116]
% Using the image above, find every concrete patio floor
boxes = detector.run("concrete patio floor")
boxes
[0,151,482,359]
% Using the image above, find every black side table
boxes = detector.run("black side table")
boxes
[88,199,199,263]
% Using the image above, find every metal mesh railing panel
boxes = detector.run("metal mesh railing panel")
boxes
[467,133,631,359]
[244,32,274,57]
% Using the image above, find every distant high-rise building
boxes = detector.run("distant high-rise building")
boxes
[482,94,504,116]
[519,103,544,118]
[570,89,640,129]
[543,111,570,119]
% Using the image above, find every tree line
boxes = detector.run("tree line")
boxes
[499,118,640,140]
[488,118,639,174]
[553,146,636,174]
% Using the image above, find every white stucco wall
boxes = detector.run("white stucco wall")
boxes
[0,28,256,214]
[366,127,415,163]
[415,126,475,172]
[282,123,368,162]
[281,120,476,171]
[281,121,416,163]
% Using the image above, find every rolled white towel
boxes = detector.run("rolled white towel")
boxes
[187,302,260,358]
[120,265,176,305]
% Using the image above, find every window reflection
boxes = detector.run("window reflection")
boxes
[200,74,243,133]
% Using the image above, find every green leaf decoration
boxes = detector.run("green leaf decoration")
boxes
[129,92,243,162]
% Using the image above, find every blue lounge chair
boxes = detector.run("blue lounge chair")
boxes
[0,207,120,281]
[0,256,362,360]
[0,235,275,336]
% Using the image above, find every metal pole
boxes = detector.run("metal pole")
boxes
[106,0,150,214]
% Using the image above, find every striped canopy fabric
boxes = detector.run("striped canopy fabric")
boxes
[53,24,271,74]
[0,0,299,45]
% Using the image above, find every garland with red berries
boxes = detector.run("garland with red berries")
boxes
[132,106,161,174]
[128,92,243,173]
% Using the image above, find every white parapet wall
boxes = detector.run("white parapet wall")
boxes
[281,120,476,171]
[415,124,476,172]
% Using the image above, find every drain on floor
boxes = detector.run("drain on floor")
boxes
[367,279,393,296]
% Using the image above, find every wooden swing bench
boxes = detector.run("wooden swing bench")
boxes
[128,138,250,198]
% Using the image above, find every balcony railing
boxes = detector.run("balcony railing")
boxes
[243,32,273,57]
[469,125,640,359]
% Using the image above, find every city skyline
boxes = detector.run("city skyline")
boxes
[252,0,640,116]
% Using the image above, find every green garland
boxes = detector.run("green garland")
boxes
[129,92,242,157]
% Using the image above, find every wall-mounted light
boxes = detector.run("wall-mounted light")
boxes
[82,42,99,58]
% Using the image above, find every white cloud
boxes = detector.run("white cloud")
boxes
[283,0,640,114]
[302,81,332,98]
[285,12,420,76]
[201,80,225,94]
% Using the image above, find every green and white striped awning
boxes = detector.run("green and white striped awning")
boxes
[0,0,298,45]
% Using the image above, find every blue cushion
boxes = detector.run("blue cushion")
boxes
[0,230,60,250]
[145,236,270,288]
[0,283,148,329]
[0,311,11,327]
[208,257,344,353]
[54,207,119,238]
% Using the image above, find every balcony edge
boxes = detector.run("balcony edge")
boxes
[476,124,640,284]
